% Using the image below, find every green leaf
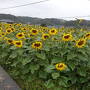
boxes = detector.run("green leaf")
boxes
[38,59,49,66]
[21,68,30,74]
[36,53,46,60]
[59,76,70,87]
[9,52,17,59]
[1,52,8,58]
[77,67,86,77]
[51,57,63,64]
[87,59,90,67]
[59,80,67,87]
[44,80,55,88]
[30,64,40,74]
[67,53,77,60]
[51,72,60,79]
[77,54,88,61]
[43,45,50,51]
[45,65,55,73]
[17,49,24,56]
[78,49,87,56]
[21,58,32,65]
[79,77,88,83]
[68,61,76,70]
[39,71,48,79]
[11,61,19,67]
[27,75,36,82]
[10,46,16,50]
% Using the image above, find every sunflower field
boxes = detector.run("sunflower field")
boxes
[0,22,90,90]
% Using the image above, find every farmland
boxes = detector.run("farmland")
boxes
[0,22,90,90]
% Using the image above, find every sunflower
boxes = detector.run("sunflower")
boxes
[6,28,13,34]
[28,33,34,38]
[76,38,86,48]
[16,23,22,27]
[49,28,58,35]
[0,35,2,39]
[6,38,14,45]
[55,63,67,71]
[32,41,42,49]
[0,27,2,31]
[30,29,38,35]
[14,40,23,48]
[21,27,27,31]
[84,32,90,40]
[0,32,6,37]
[10,27,15,32]
[42,34,50,40]
[8,24,12,27]
[42,27,49,31]
[62,33,73,41]
[16,32,25,39]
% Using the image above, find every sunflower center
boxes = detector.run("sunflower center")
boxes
[58,64,63,68]
[78,40,84,45]
[32,30,37,33]
[2,33,5,36]
[9,25,12,26]
[7,30,11,32]
[44,35,49,39]
[64,35,70,39]
[18,34,23,37]
[11,28,14,30]
[16,42,21,45]
[8,40,13,43]
[51,30,55,33]
[34,43,41,47]
[86,34,90,37]
[30,34,33,37]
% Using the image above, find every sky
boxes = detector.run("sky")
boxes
[0,0,90,20]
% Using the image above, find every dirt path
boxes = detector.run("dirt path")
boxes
[0,66,21,90]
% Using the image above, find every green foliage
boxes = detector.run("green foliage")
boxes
[51,72,60,79]
[45,80,55,88]
[0,23,90,90]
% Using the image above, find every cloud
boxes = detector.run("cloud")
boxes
[0,0,90,20]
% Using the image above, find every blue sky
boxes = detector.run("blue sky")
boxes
[0,0,90,20]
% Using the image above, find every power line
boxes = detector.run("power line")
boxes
[0,0,50,10]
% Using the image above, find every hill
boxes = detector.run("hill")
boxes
[0,14,90,28]
[0,14,65,26]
